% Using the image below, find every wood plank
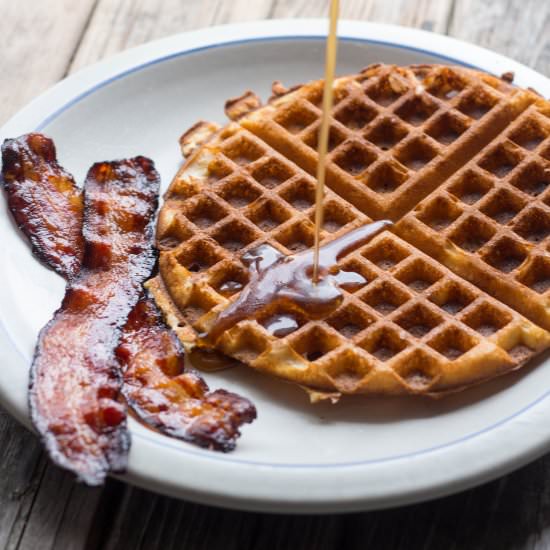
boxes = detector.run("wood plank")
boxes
[269,0,454,33]
[0,409,104,550]
[70,0,454,73]
[78,455,550,550]
[0,0,97,125]
[15,462,103,550]
[0,408,43,550]
[69,0,277,72]
[96,484,344,550]
[449,0,550,75]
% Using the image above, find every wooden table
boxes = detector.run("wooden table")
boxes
[1,1,549,548]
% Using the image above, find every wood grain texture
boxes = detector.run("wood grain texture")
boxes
[450,0,550,76]
[0,0,97,126]
[15,462,102,550]
[60,456,550,550]
[0,409,42,550]
[2,0,550,549]
[270,0,454,33]
[0,409,103,550]
[69,0,277,72]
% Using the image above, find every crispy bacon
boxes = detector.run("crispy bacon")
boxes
[29,157,159,485]
[1,134,84,279]
[1,133,257,481]
[117,297,256,451]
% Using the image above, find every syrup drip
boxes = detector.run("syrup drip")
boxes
[203,220,392,344]
[332,270,369,291]
[263,314,300,337]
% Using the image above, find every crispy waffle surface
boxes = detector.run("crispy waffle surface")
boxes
[398,100,550,331]
[149,68,550,396]
[234,64,540,222]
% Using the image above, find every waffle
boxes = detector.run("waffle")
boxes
[148,118,550,396]
[398,100,550,330]
[149,121,370,341]
[231,64,539,221]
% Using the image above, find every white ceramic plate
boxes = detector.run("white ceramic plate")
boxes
[1,20,550,514]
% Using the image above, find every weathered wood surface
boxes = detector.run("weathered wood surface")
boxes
[0,0,549,548]
[450,0,550,76]
[0,1,97,127]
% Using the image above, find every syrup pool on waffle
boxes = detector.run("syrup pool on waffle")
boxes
[202,220,392,345]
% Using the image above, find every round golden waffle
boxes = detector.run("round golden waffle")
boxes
[148,64,550,397]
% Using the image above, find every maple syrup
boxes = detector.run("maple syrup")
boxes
[313,0,340,282]
[203,220,391,344]
[263,314,300,337]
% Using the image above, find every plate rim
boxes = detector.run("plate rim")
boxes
[2,19,550,513]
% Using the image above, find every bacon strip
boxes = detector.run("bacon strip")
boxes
[1,134,84,279]
[117,297,256,451]
[29,157,159,485]
[2,133,256,478]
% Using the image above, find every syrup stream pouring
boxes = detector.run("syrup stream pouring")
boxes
[202,1,394,345]
[313,0,340,284]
